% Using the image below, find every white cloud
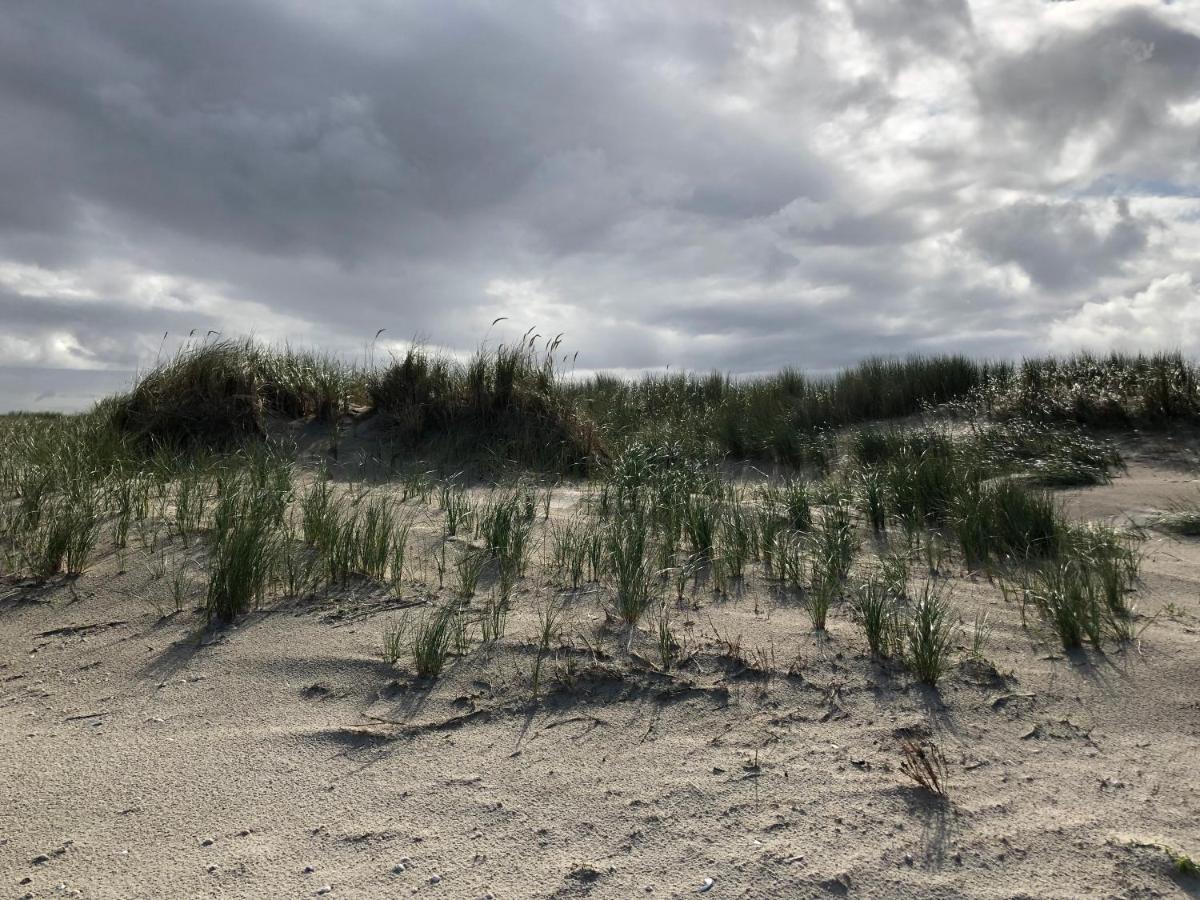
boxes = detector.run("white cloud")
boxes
[0,332,101,370]
[1048,273,1200,352]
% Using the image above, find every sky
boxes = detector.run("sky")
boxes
[1,0,1199,411]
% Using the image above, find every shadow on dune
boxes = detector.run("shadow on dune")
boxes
[893,785,957,869]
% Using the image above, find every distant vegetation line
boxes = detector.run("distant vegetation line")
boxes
[11,334,1200,471]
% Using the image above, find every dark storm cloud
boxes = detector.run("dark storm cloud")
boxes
[0,1,1197,410]
[848,0,975,69]
[976,7,1200,171]
[963,199,1152,291]
[0,2,832,260]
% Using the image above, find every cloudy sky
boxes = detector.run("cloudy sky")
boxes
[2,0,1199,410]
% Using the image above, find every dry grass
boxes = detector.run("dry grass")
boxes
[898,738,949,797]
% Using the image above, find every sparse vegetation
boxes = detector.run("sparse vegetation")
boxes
[479,592,510,644]
[1166,847,1199,878]
[607,508,655,624]
[408,603,459,678]
[0,338,1177,719]
[898,738,949,797]
[205,470,286,623]
[1154,495,1200,537]
[853,575,900,658]
[530,598,564,699]
[381,619,406,665]
[454,546,488,598]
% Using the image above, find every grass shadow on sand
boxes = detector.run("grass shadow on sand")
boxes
[893,785,957,869]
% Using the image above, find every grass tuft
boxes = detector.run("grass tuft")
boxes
[905,583,956,686]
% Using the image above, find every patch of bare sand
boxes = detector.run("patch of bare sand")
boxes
[2,461,1199,899]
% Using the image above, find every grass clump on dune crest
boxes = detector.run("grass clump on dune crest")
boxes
[105,332,601,472]
[111,341,268,450]
[110,339,364,451]
[976,351,1200,428]
[99,334,1195,472]
[370,334,604,473]
[572,355,986,463]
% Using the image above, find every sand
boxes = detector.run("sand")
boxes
[2,453,1199,899]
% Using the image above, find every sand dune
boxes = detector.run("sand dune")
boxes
[3,454,1198,899]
